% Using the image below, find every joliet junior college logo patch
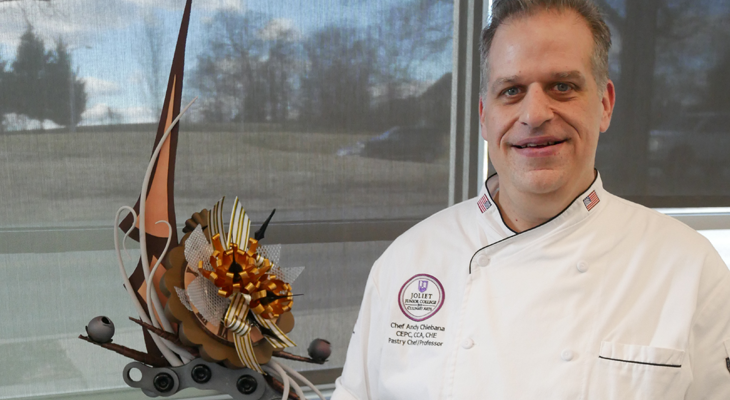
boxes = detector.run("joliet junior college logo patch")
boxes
[398,274,445,321]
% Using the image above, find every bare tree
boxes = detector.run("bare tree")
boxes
[375,0,452,100]
[191,10,300,124]
[300,26,376,129]
[593,0,716,193]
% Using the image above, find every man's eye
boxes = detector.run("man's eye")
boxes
[503,87,520,96]
[555,83,571,92]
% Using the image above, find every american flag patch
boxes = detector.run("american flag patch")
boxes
[477,194,492,213]
[583,190,600,211]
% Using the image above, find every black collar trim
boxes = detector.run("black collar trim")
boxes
[470,171,600,273]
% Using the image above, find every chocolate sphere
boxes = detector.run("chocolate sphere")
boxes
[86,316,115,343]
[307,338,331,362]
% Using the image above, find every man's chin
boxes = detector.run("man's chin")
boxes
[511,169,570,196]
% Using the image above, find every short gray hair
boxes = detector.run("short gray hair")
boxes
[480,0,612,96]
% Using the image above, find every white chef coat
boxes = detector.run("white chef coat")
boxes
[332,173,730,399]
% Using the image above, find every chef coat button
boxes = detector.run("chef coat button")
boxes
[475,254,490,268]
[561,349,574,361]
[576,261,588,273]
[461,338,475,349]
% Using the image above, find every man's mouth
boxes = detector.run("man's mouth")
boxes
[514,140,565,149]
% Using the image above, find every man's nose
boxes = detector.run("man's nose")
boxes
[518,86,553,129]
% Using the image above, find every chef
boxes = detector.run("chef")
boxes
[331,0,730,398]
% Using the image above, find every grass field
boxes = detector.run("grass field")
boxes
[0,126,450,229]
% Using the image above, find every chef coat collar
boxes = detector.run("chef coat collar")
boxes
[474,170,607,244]
[474,175,514,239]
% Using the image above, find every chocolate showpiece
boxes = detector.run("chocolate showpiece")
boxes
[78,2,330,399]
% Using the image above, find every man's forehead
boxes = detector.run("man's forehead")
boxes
[486,9,595,87]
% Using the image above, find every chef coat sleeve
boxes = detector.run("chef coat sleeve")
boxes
[331,260,384,400]
[685,270,730,398]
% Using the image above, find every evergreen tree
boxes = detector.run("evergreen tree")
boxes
[46,40,86,127]
[9,27,49,125]
[7,27,87,129]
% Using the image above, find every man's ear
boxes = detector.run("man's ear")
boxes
[600,80,616,133]
[479,97,488,141]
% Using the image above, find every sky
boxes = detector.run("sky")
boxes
[0,0,453,127]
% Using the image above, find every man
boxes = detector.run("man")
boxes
[332,0,730,398]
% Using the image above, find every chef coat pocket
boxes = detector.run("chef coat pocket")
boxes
[585,341,688,400]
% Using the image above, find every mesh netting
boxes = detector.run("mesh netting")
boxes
[185,225,213,272]
[270,265,305,285]
[186,277,231,324]
[174,286,193,311]
[259,244,281,265]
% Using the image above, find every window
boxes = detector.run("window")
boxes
[1,0,728,398]
[592,0,730,206]
[0,0,454,398]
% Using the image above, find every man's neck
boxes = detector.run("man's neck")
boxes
[491,173,595,233]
